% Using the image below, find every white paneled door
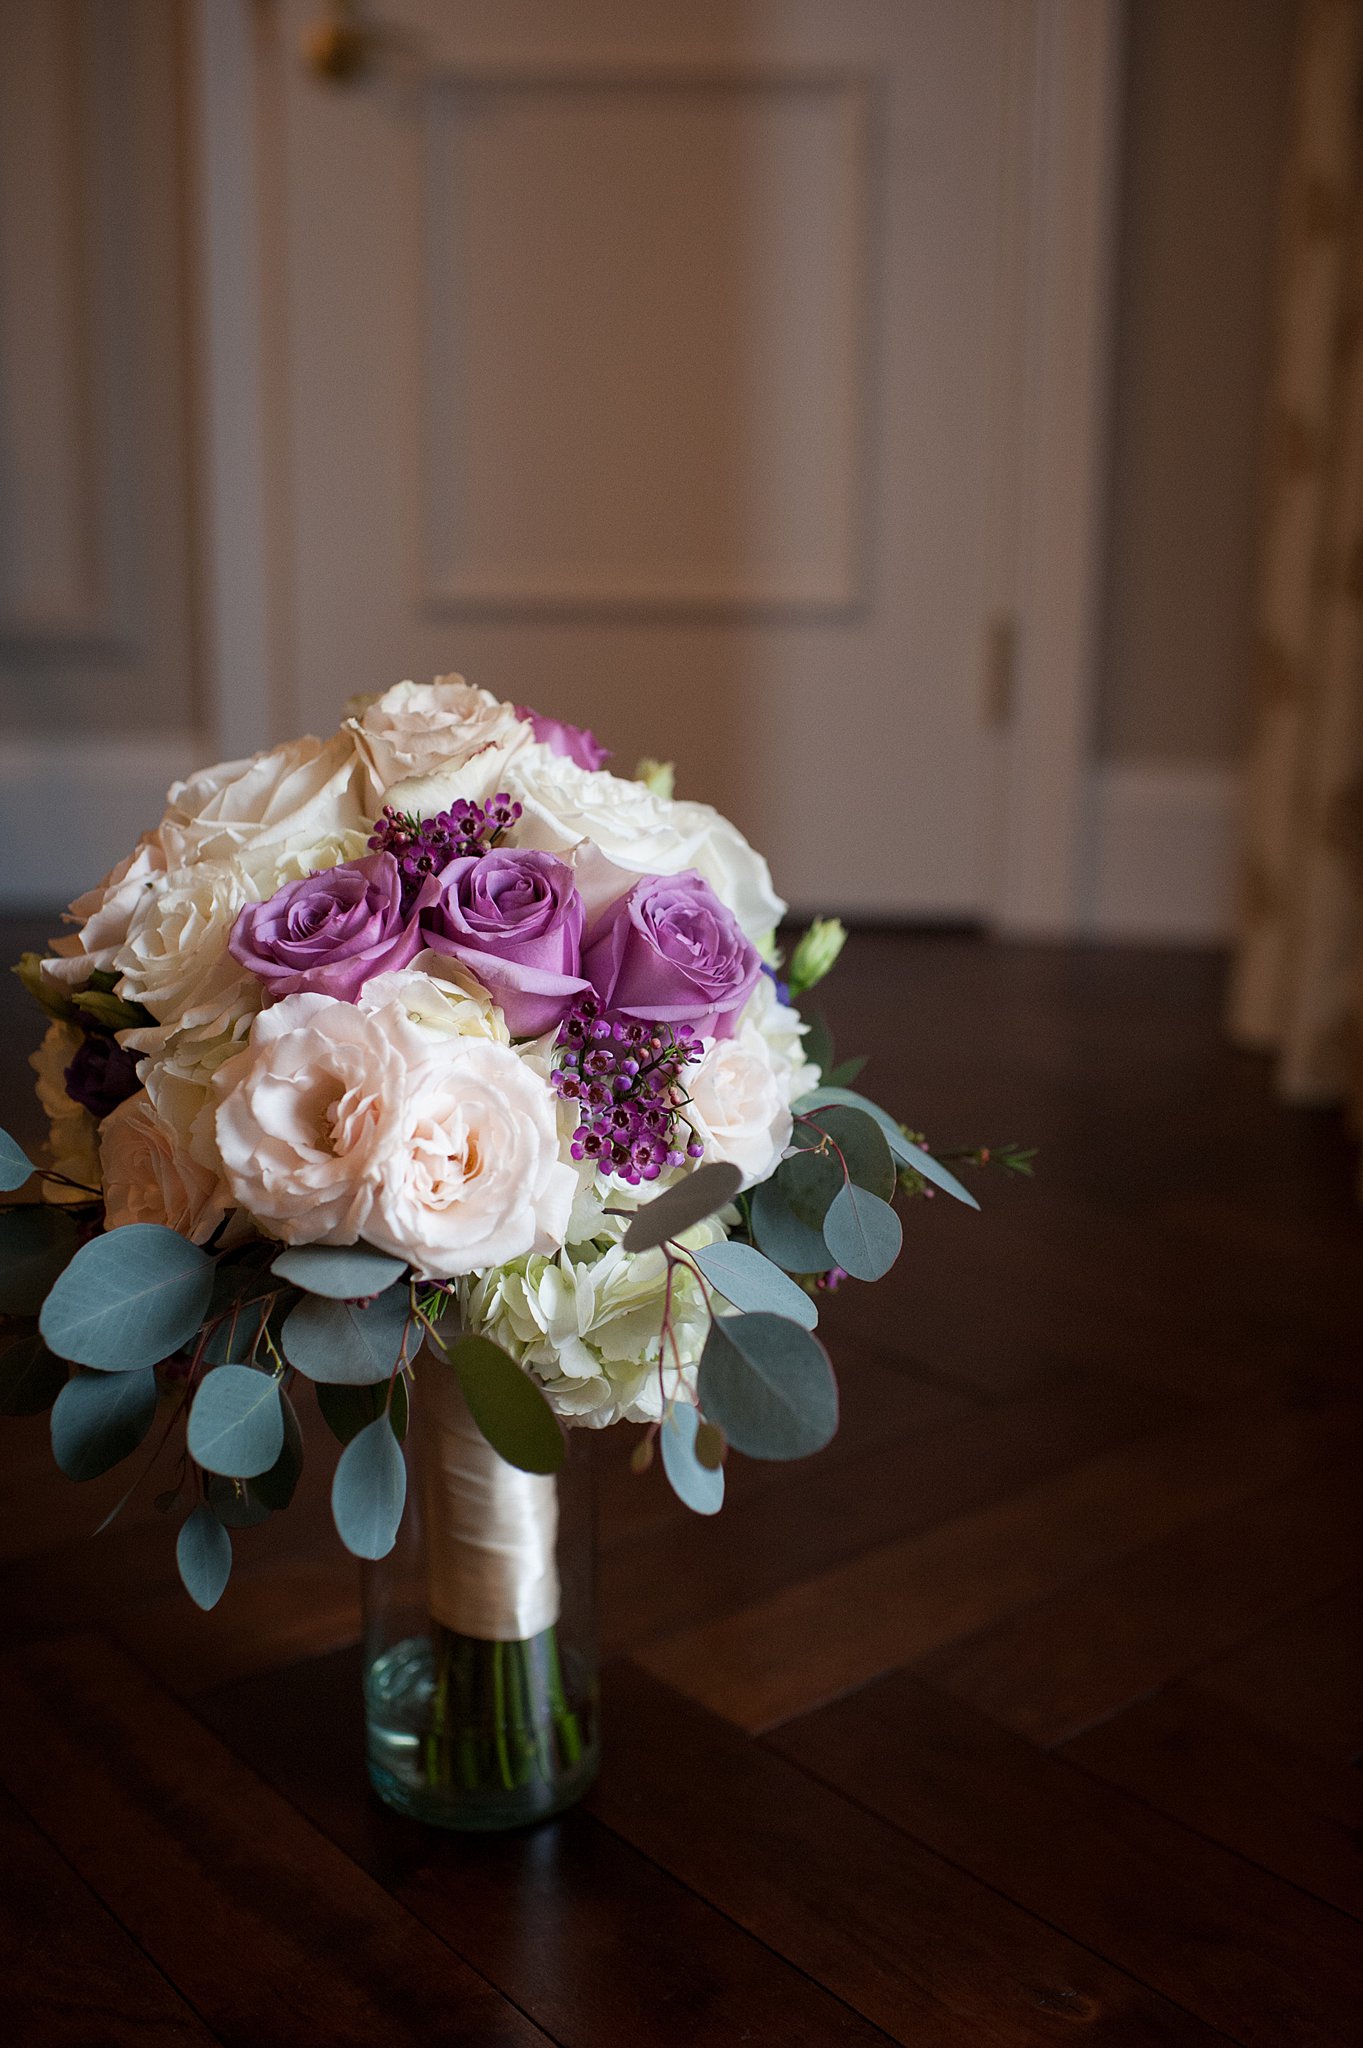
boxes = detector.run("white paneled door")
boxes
[245,1,1047,917]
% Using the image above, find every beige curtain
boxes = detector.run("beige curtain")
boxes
[1232,0,1363,1142]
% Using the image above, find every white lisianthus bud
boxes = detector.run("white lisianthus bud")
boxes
[786,917,847,997]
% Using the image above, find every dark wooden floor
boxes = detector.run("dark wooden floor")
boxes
[1,922,1359,2047]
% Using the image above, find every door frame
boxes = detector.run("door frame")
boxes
[189,0,1125,936]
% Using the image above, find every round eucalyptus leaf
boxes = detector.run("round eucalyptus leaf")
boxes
[660,1400,725,1516]
[823,1181,903,1282]
[796,1105,895,1200]
[793,1087,980,1209]
[282,1285,411,1385]
[750,1178,831,1275]
[698,1312,839,1461]
[331,1414,407,1559]
[40,1224,214,1369]
[203,1298,272,1366]
[50,1366,158,1480]
[620,1161,744,1253]
[187,1364,284,1478]
[316,1374,409,1447]
[777,1145,842,1231]
[270,1242,408,1300]
[447,1336,565,1475]
[0,1127,34,1191]
[249,1390,304,1511]
[692,1241,818,1330]
[176,1504,233,1611]
[0,1206,80,1316]
[204,1471,271,1529]
[0,1326,68,1415]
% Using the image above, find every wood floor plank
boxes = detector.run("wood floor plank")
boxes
[770,1668,1363,2048]
[921,1442,1363,1743]
[115,1557,360,1700]
[0,1785,218,2047]
[1063,1684,1363,1919]
[199,1644,899,2048]
[1189,1579,1363,1761]
[0,1633,550,2048]
[637,1389,1355,1731]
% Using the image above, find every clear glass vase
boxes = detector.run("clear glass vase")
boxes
[361,1358,600,1830]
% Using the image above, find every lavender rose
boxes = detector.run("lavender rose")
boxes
[582,871,761,1040]
[64,1033,141,1119]
[229,852,426,1002]
[515,704,610,772]
[422,848,588,1038]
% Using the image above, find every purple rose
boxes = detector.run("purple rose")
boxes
[422,848,588,1037]
[64,1033,141,1119]
[515,704,610,772]
[582,871,761,1039]
[229,852,427,1002]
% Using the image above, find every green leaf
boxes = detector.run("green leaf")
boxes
[749,1177,832,1274]
[0,1206,80,1315]
[204,1472,271,1529]
[316,1375,409,1447]
[796,1103,895,1200]
[777,1144,842,1232]
[203,1298,273,1365]
[660,1400,725,1515]
[40,1224,215,1369]
[270,1242,408,1300]
[794,1087,980,1209]
[824,1054,868,1087]
[176,1504,232,1611]
[620,1161,744,1252]
[249,1391,303,1510]
[282,1284,411,1384]
[692,1241,818,1330]
[0,1326,68,1415]
[445,1335,565,1475]
[50,1366,158,1480]
[12,953,78,1024]
[0,1127,34,1192]
[331,1414,407,1559]
[70,988,154,1032]
[801,1010,836,1080]
[698,1312,839,1461]
[186,1364,284,1478]
[824,1180,902,1281]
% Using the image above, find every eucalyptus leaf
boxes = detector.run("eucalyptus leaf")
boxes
[794,1086,980,1209]
[186,1364,284,1478]
[824,1180,903,1281]
[797,1104,895,1200]
[282,1285,411,1385]
[249,1391,303,1510]
[205,1471,271,1529]
[0,1326,68,1415]
[50,1366,158,1480]
[824,1055,869,1087]
[316,1375,409,1446]
[203,1297,272,1365]
[331,1414,407,1559]
[802,1010,836,1081]
[620,1161,743,1252]
[749,1177,833,1274]
[176,1504,232,1610]
[446,1335,565,1475]
[0,1126,34,1191]
[698,1312,839,1461]
[776,1144,842,1231]
[0,1206,80,1315]
[692,1241,818,1330]
[40,1224,214,1369]
[271,1242,408,1300]
[660,1400,725,1515]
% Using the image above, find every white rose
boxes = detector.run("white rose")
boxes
[212,993,407,1244]
[164,734,368,866]
[29,1022,101,1201]
[114,859,264,1058]
[742,973,821,1099]
[365,1032,574,1276]
[348,676,530,803]
[357,953,509,1045]
[44,834,167,991]
[238,826,373,896]
[685,1023,793,1186]
[100,1092,227,1244]
[669,799,785,942]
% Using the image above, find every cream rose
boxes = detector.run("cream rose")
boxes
[212,993,408,1244]
[100,1092,227,1244]
[44,834,168,991]
[684,1024,793,1186]
[357,954,509,1045]
[348,676,530,803]
[115,859,264,1058]
[164,734,368,866]
[365,1034,574,1276]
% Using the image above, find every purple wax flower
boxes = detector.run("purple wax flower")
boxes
[515,705,610,772]
[229,852,427,1002]
[422,847,589,1038]
[582,871,761,1040]
[64,1033,141,1119]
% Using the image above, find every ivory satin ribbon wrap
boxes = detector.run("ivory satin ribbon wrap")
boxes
[419,1357,561,1642]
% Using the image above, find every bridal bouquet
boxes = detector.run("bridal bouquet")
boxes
[0,677,1010,1824]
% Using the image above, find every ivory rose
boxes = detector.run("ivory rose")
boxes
[100,1093,227,1243]
[115,859,265,1058]
[348,676,529,800]
[164,734,368,866]
[44,833,168,990]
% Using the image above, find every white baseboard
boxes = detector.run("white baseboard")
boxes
[1081,759,1237,943]
[0,733,203,909]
